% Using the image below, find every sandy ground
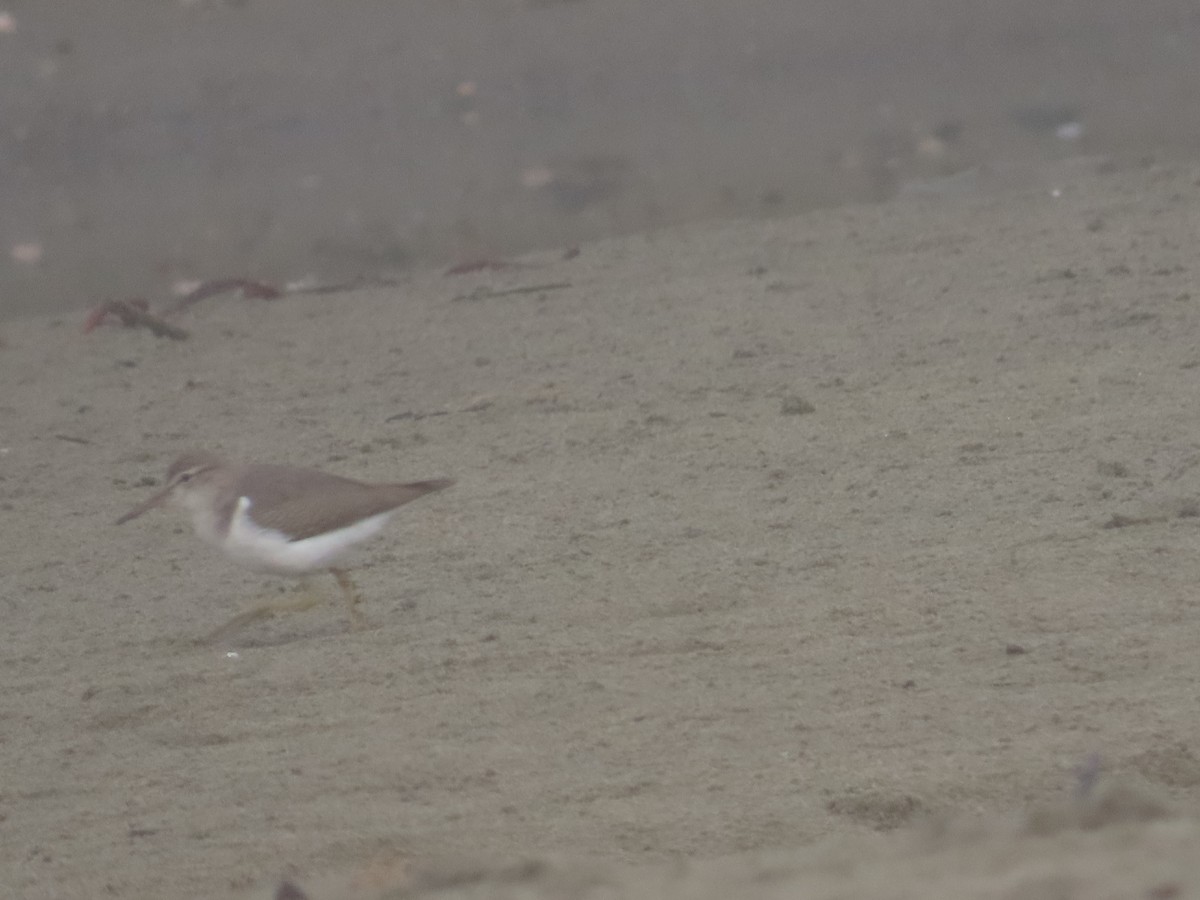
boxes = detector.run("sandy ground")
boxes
[4,155,1200,897]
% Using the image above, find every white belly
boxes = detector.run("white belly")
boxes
[206,496,394,575]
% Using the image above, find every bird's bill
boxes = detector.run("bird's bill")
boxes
[115,485,173,524]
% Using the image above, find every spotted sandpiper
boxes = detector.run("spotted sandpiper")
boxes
[116,451,453,641]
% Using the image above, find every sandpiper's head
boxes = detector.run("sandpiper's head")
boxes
[115,451,226,524]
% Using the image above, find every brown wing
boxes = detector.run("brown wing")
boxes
[236,465,452,542]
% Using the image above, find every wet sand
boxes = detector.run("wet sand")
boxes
[4,1,1200,317]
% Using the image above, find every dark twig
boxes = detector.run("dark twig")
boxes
[164,278,281,317]
[82,299,190,340]
[451,281,572,302]
[445,259,536,276]
[290,276,401,296]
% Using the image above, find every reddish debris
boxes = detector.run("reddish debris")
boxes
[165,278,282,316]
[82,299,189,340]
[83,277,283,338]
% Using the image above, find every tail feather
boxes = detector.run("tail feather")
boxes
[401,477,454,496]
[385,478,454,507]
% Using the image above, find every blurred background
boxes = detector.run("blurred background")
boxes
[2,0,1198,317]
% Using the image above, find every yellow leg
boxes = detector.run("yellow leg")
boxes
[330,567,369,630]
[201,580,324,644]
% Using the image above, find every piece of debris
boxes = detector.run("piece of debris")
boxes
[445,259,520,276]
[82,299,190,340]
[164,278,281,316]
[83,277,284,338]
[451,281,572,302]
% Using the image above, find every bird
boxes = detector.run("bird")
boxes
[116,450,453,641]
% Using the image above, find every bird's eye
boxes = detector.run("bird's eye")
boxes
[178,472,192,483]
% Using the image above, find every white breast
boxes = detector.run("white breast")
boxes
[219,496,395,575]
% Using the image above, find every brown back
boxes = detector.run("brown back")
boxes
[232,465,453,541]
